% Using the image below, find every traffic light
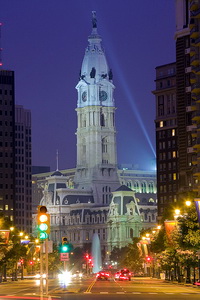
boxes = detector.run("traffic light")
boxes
[146,256,152,262]
[61,237,70,253]
[37,205,50,240]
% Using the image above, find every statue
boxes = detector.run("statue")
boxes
[92,11,97,28]
[109,69,113,80]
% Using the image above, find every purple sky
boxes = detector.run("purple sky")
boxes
[0,0,175,171]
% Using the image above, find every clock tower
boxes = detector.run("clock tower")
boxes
[74,12,120,204]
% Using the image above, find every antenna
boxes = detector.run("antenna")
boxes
[0,22,2,67]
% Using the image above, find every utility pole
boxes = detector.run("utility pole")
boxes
[40,243,43,299]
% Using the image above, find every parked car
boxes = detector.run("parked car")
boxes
[96,270,110,280]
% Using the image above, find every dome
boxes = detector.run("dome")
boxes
[80,13,110,83]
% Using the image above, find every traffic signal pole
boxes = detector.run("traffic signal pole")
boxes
[40,242,43,299]
[45,239,48,295]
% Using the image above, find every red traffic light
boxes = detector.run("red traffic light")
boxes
[146,256,151,262]
[29,260,34,265]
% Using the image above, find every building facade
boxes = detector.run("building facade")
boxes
[154,0,200,218]
[0,70,15,222]
[0,69,32,232]
[15,105,32,233]
[153,63,178,218]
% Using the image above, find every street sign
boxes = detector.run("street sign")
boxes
[20,239,30,245]
[60,253,69,261]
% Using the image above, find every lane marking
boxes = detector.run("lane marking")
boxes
[116,292,125,294]
[132,292,141,294]
[85,278,96,293]
[181,293,190,295]
[100,292,108,294]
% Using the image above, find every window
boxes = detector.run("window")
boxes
[102,137,108,153]
[5,205,8,210]
[172,151,176,158]
[141,182,147,193]
[160,121,163,128]
[134,181,140,192]
[173,173,177,180]
[172,129,175,136]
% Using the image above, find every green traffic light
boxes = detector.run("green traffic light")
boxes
[62,245,68,252]
[38,223,48,231]
[39,232,48,239]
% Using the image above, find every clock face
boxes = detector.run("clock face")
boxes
[82,91,87,102]
[99,90,108,101]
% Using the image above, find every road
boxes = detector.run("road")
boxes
[0,276,200,299]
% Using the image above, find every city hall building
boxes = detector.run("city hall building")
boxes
[32,12,157,256]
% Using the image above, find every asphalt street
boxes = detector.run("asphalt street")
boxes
[0,276,200,299]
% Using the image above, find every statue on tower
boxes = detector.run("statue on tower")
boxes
[92,11,97,28]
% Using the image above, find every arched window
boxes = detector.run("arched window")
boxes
[130,228,133,238]
[141,182,147,193]
[148,182,154,193]
[102,137,108,153]
[127,181,132,189]
[134,181,140,192]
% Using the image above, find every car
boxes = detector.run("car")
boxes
[71,271,83,279]
[115,269,132,281]
[193,281,200,286]
[96,270,110,280]
[35,273,46,279]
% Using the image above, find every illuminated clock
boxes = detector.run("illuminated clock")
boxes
[99,90,108,101]
[82,91,87,102]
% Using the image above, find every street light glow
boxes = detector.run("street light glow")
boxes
[175,209,180,215]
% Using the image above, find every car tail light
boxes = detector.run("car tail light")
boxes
[129,273,131,275]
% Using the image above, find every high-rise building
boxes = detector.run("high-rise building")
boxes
[0,69,32,232]
[154,0,200,218]
[0,70,15,222]
[153,63,178,218]
[15,105,32,233]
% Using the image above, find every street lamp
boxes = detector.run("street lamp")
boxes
[194,198,200,282]
[185,200,191,207]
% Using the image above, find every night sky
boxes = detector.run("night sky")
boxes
[0,0,175,171]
